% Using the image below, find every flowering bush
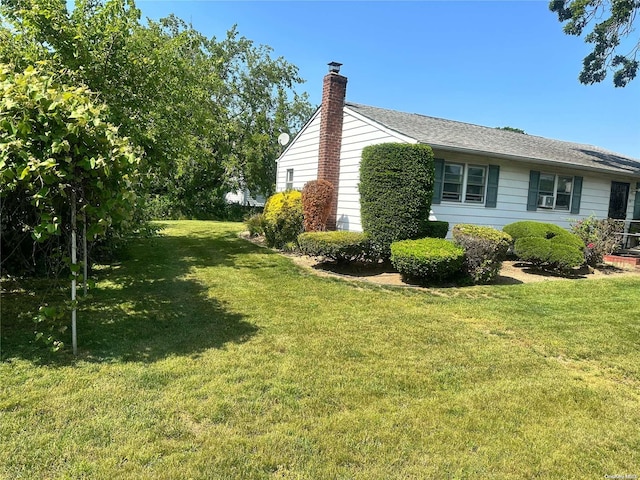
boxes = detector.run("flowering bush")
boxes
[570,215,624,266]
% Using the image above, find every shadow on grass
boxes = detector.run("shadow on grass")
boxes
[1,227,263,365]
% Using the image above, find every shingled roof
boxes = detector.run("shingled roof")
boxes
[346,102,640,177]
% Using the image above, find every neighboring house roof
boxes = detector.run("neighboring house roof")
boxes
[346,102,640,177]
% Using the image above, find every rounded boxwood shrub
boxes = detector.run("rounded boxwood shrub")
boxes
[424,220,449,239]
[390,238,464,282]
[513,237,552,265]
[548,232,585,250]
[452,224,512,284]
[503,221,573,243]
[297,231,373,263]
[359,143,435,257]
[506,220,585,271]
[547,242,586,270]
[263,190,304,248]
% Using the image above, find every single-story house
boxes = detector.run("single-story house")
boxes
[276,62,640,235]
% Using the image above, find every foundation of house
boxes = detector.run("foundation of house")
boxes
[604,249,640,269]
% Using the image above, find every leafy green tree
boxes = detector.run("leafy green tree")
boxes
[0,0,313,218]
[0,63,140,274]
[1,62,140,352]
[550,0,639,86]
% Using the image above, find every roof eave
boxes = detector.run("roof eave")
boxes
[427,143,640,178]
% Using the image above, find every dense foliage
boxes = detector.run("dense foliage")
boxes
[452,224,512,284]
[570,215,624,266]
[297,231,373,264]
[504,221,585,271]
[359,143,435,257]
[503,221,569,241]
[424,220,450,239]
[262,191,304,248]
[0,0,313,223]
[514,237,585,271]
[245,213,266,237]
[301,179,334,232]
[549,0,639,86]
[390,238,464,282]
[0,63,140,276]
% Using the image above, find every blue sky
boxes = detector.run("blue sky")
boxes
[138,0,640,158]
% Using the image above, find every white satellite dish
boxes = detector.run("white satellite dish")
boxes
[277,132,290,146]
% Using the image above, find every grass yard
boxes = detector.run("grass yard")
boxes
[1,220,640,479]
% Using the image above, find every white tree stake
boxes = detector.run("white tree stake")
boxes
[71,190,78,356]
[83,209,87,296]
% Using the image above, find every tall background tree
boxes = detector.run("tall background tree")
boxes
[0,0,313,222]
[550,0,639,87]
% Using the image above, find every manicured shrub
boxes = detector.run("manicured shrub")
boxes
[301,179,335,232]
[244,213,265,237]
[452,224,512,284]
[263,191,304,248]
[424,220,450,239]
[297,231,374,263]
[506,220,585,271]
[359,143,435,257]
[549,233,585,250]
[513,237,552,266]
[503,221,568,241]
[547,243,586,271]
[570,215,625,266]
[390,238,464,282]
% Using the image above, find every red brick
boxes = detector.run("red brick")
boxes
[318,70,347,230]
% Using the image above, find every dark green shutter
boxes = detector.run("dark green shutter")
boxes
[633,182,640,220]
[570,176,583,214]
[527,171,540,211]
[432,158,444,204]
[485,165,500,208]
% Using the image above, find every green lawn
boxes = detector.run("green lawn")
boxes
[2,220,639,479]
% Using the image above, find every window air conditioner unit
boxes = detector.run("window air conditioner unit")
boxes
[538,195,554,208]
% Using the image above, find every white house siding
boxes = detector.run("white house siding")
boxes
[276,107,638,234]
[335,109,416,231]
[431,148,638,234]
[276,110,322,192]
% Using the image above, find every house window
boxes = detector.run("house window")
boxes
[285,169,294,190]
[443,163,464,201]
[538,173,573,210]
[465,165,487,203]
[442,163,487,204]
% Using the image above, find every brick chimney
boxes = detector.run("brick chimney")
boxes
[318,61,347,230]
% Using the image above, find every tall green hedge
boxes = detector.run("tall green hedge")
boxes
[359,143,435,257]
